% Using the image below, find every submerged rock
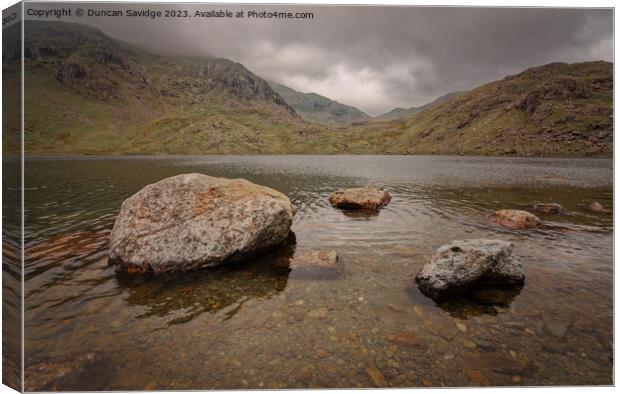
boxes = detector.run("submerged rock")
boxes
[328,185,391,210]
[589,201,610,213]
[289,249,342,279]
[109,173,294,273]
[533,203,563,214]
[544,319,571,339]
[415,239,524,300]
[463,352,531,375]
[490,209,541,229]
[26,352,110,391]
[365,364,388,387]
[386,330,425,348]
[307,307,329,319]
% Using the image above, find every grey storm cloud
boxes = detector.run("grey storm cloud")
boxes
[28,3,613,115]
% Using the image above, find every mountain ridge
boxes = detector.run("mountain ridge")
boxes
[341,61,612,156]
[373,91,465,122]
[267,81,371,126]
[3,21,613,157]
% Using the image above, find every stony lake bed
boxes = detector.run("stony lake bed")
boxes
[16,155,613,390]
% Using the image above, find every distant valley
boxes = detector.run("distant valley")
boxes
[268,81,371,126]
[373,92,465,122]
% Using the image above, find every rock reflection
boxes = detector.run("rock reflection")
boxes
[408,282,524,319]
[339,209,381,220]
[115,242,295,326]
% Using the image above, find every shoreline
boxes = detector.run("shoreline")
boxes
[8,153,616,160]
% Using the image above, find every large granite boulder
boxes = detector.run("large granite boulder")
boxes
[415,239,524,300]
[109,173,295,273]
[329,186,391,210]
[490,209,541,229]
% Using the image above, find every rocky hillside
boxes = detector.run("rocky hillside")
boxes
[8,21,341,155]
[373,92,464,122]
[268,81,371,126]
[343,62,613,156]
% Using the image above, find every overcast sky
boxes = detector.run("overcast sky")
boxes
[28,4,613,115]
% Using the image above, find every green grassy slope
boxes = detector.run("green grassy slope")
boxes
[268,81,371,126]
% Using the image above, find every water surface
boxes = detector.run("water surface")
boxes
[23,155,613,389]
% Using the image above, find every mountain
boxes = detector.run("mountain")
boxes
[5,21,342,155]
[3,21,613,157]
[373,91,464,122]
[345,61,612,156]
[268,81,371,126]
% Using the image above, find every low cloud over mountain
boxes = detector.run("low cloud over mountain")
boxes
[25,4,613,116]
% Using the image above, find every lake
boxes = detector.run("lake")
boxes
[16,155,613,389]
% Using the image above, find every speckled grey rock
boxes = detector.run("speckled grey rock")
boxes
[109,173,294,273]
[415,239,524,300]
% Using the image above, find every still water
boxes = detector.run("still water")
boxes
[21,155,612,389]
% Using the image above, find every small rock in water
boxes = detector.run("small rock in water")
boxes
[144,381,158,390]
[307,307,329,320]
[414,239,524,300]
[544,320,570,339]
[589,201,609,213]
[110,320,124,328]
[365,364,388,387]
[329,185,391,210]
[490,209,541,229]
[425,319,459,340]
[464,353,530,374]
[466,370,490,386]
[533,203,563,214]
[289,250,342,279]
[463,339,477,349]
[474,339,496,352]
[456,322,467,333]
[386,331,425,348]
[421,378,433,387]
